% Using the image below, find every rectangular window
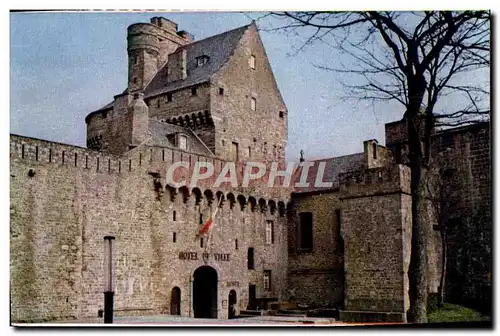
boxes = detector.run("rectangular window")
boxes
[249,55,256,69]
[200,238,204,248]
[167,93,172,102]
[173,211,177,221]
[248,146,252,158]
[251,98,256,111]
[173,232,177,243]
[336,209,344,252]
[235,239,238,250]
[230,142,239,162]
[199,213,204,225]
[219,87,224,95]
[263,270,271,291]
[299,212,313,251]
[266,220,274,244]
[178,135,187,150]
[247,247,255,270]
[191,87,197,96]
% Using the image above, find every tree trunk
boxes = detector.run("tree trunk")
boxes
[406,75,429,324]
[407,157,429,323]
[437,229,447,307]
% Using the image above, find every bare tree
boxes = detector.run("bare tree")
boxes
[263,11,490,323]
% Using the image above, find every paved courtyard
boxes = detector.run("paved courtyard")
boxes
[13,314,360,326]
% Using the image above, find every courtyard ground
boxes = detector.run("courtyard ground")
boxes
[12,314,370,326]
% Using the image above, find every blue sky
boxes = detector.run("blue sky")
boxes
[11,11,411,161]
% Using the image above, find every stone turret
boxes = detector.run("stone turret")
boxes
[127,17,192,93]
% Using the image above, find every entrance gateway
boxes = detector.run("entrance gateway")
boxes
[193,266,218,318]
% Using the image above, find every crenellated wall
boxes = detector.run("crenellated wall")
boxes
[338,164,412,322]
[10,134,290,322]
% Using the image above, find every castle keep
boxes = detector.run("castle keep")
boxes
[10,17,491,323]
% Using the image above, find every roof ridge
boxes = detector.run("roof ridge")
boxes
[309,152,364,162]
[176,23,251,50]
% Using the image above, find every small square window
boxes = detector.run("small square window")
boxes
[197,55,209,67]
[191,87,197,96]
[279,111,284,118]
[167,93,172,102]
[249,55,256,69]
[251,98,256,111]
[219,87,224,96]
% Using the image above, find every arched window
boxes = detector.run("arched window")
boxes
[170,287,181,315]
[247,248,255,270]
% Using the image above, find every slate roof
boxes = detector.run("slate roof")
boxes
[145,23,250,97]
[91,23,251,114]
[292,153,365,194]
[147,119,213,156]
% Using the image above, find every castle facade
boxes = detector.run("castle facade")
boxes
[10,17,491,323]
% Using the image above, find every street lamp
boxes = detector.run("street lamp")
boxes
[103,236,115,324]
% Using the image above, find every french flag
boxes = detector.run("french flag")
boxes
[199,199,221,236]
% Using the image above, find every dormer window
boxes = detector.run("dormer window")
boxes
[178,134,188,150]
[196,55,210,67]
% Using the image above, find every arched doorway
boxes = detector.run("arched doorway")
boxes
[170,287,181,315]
[193,266,218,318]
[228,290,237,319]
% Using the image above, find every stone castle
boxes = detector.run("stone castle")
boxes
[10,17,491,322]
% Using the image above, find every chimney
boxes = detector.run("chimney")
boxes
[167,49,188,82]
[177,30,194,43]
[150,17,178,33]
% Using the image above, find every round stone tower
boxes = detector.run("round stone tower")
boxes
[127,17,192,93]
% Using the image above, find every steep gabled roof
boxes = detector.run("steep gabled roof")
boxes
[144,23,250,97]
[292,153,365,194]
[91,23,251,114]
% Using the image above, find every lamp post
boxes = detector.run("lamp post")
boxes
[103,236,115,324]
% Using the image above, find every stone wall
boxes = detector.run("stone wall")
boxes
[287,192,344,308]
[10,135,289,322]
[339,165,412,322]
[431,122,491,312]
[211,24,287,165]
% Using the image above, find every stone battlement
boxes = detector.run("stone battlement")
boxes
[10,134,290,202]
[339,165,411,198]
